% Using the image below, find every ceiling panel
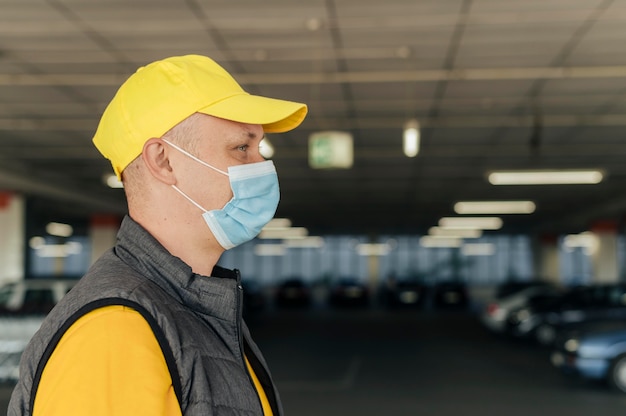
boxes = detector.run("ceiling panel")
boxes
[1,0,626,237]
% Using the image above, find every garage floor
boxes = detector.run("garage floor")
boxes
[3,308,626,415]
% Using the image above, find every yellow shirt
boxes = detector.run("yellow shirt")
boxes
[33,305,273,416]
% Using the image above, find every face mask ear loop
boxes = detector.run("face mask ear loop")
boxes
[172,185,208,213]
[162,138,229,176]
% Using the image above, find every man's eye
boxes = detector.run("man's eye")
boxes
[237,145,249,152]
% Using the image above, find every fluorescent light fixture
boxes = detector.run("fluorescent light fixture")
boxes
[461,243,495,256]
[46,222,73,237]
[263,218,292,230]
[403,119,420,157]
[563,232,598,255]
[454,201,536,214]
[104,174,124,189]
[356,243,391,256]
[428,227,482,239]
[419,236,462,248]
[285,236,325,248]
[258,227,308,239]
[29,236,45,249]
[259,137,275,159]
[439,217,503,230]
[32,241,82,258]
[488,170,604,185]
[254,244,286,256]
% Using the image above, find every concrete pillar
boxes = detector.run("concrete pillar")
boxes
[534,234,560,285]
[0,192,25,285]
[89,214,121,265]
[590,221,619,283]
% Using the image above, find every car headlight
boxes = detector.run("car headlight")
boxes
[514,308,531,322]
[564,338,579,353]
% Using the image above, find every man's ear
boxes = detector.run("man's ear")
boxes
[142,138,176,185]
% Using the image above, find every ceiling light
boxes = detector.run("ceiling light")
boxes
[305,17,322,31]
[285,237,325,248]
[439,217,503,230]
[104,174,124,189]
[395,46,411,59]
[263,218,292,230]
[461,243,495,256]
[419,236,462,248]
[563,232,599,255]
[356,243,391,256]
[403,119,420,157]
[258,227,308,239]
[254,244,286,256]
[488,170,604,185]
[428,227,482,238]
[454,201,536,214]
[46,222,73,237]
[259,137,274,159]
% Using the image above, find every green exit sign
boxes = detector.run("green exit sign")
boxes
[308,131,353,169]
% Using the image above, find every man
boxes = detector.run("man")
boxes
[9,55,307,416]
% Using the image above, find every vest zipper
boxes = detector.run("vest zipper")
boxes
[235,269,265,414]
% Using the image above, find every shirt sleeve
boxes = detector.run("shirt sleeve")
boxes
[33,305,182,416]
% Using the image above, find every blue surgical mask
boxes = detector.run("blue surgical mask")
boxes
[163,139,280,249]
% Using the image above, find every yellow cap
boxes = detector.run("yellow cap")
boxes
[92,54,308,178]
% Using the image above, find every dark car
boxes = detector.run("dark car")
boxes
[507,283,626,346]
[431,281,470,310]
[382,279,428,309]
[241,280,267,319]
[329,278,369,308]
[495,279,555,299]
[274,278,312,308]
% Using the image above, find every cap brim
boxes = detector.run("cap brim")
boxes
[198,93,307,133]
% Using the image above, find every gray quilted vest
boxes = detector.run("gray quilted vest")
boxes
[8,216,282,416]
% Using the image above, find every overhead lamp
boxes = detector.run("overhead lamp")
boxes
[258,227,308,240]
[461,243,495,256]
[104,174,124,189]
[46,222,73,237]
[356,243,392,256]
[263,218,292,230]
[488,170,604,185]
[285,237,325,248]
[419,236,462,248]
[428,226,482,239]
[439,217,503,230]
[403,119,420,157]
[254,244,286,256]
[563,231,598,255]
[259,137,275,159]
[454,201,536,214]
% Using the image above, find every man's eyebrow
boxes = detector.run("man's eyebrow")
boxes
[246,129,261,140]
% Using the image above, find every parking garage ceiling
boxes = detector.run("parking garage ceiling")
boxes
[3,0,626,236]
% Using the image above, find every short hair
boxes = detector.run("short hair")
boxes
[122,113,205,204]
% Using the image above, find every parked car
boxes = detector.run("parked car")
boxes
[508,283,626,346]
[274,278,312,308]
[0,279,76,316]
[480,285,562,334]
[551,322,626,393]
[381,279,428,309]
[495,279,554,299]
[328,278,369,308]
[241,279,267,319]
[431,281,470,310]
[0,279,77,382]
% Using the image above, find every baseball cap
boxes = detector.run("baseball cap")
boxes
[92,54,308,178]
